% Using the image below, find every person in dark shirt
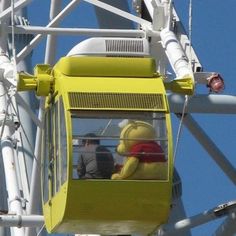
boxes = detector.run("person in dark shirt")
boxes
[77,133,114,179]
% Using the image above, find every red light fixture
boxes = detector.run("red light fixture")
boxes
[207,73,225,93]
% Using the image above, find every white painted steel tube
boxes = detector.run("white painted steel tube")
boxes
[160,202,236,236]
[44,0,62,65]
[83,0,151,28]
[160,210,225,236]
[10,26,146,37]
[168,94,236,114]
[0,78,24,236]
[0,215,44,227]
[0,0,31,21]
[16,0,81,63]
[160,28,192,78]
[0,8,10,236]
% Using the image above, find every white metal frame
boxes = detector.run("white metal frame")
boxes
[0,0,235,236]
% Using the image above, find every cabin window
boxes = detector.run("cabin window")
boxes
[71,111,169,181]
[42,107,53,203]
[60,98,67,184]
[50,105,55,197]
[55,101,60,193]
[42,109,49,203]
[42,97,68,203]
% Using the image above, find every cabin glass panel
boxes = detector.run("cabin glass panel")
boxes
[71,111,169,180]
[50,105,55,197]
[42,106,56,201]
[42,109,50,203]
[42,97,68,205]
[60,97,67,184]
[54,101,60,193]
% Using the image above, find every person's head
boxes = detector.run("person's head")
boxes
[82,133,100,146]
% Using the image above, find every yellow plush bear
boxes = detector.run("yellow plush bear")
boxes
[111,120,167,180]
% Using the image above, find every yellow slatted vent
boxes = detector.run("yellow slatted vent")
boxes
[68,92,166,111]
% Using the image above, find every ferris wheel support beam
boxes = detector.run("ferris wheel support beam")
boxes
[0,3,10,236]
[160,27,192,80]
[172,9,202,72]
[0,0,31,22]
[83,0,151,29]
[1,4,42,235]
[0,0,9,11]
[168,94,236,114]
[0,56,24,236]
[158,200,236,236]
[16,0,81,63]
[177,113,236,185]
[7,25,147,37]
[44,0,62,65]
[141,0,202,73]
[0,214,44,227]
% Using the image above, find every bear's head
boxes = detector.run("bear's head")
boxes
[117,120,156,155]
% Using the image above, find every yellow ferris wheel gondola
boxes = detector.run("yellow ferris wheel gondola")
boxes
[17,55,194,235]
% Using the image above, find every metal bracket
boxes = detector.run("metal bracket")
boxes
[158,200,236,235]
[214,201,236,217]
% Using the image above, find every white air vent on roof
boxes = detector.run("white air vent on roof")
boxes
[105,39,144,53]
[67,37,150,57]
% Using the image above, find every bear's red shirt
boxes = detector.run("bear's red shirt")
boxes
[130,141,166,162]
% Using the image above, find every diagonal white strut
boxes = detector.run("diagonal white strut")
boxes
[160,27,193,80]
[159,200,236,236]
[177,113,236,185]
[0,0,32,22]
[16,0,82,63]
[83,0,151,28]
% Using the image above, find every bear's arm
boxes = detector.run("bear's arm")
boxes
[112,156,139,179]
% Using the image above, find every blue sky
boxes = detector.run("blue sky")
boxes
[27,1,236,235]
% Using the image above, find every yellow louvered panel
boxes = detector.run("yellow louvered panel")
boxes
[68,92,166,111]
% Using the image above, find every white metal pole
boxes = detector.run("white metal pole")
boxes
[0,56,24,236]
[0,0,32,21]
[168,94,236,114]
[10,6,40,236]
[160,27,192,79]
[159,201,236,236]
[14,33,34,203]
[83,0,151,28]
[44,0,62,65]
[16,0,81,63]
[0,215,44,227]
[9,25,146,37]
[0,2,11,235]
